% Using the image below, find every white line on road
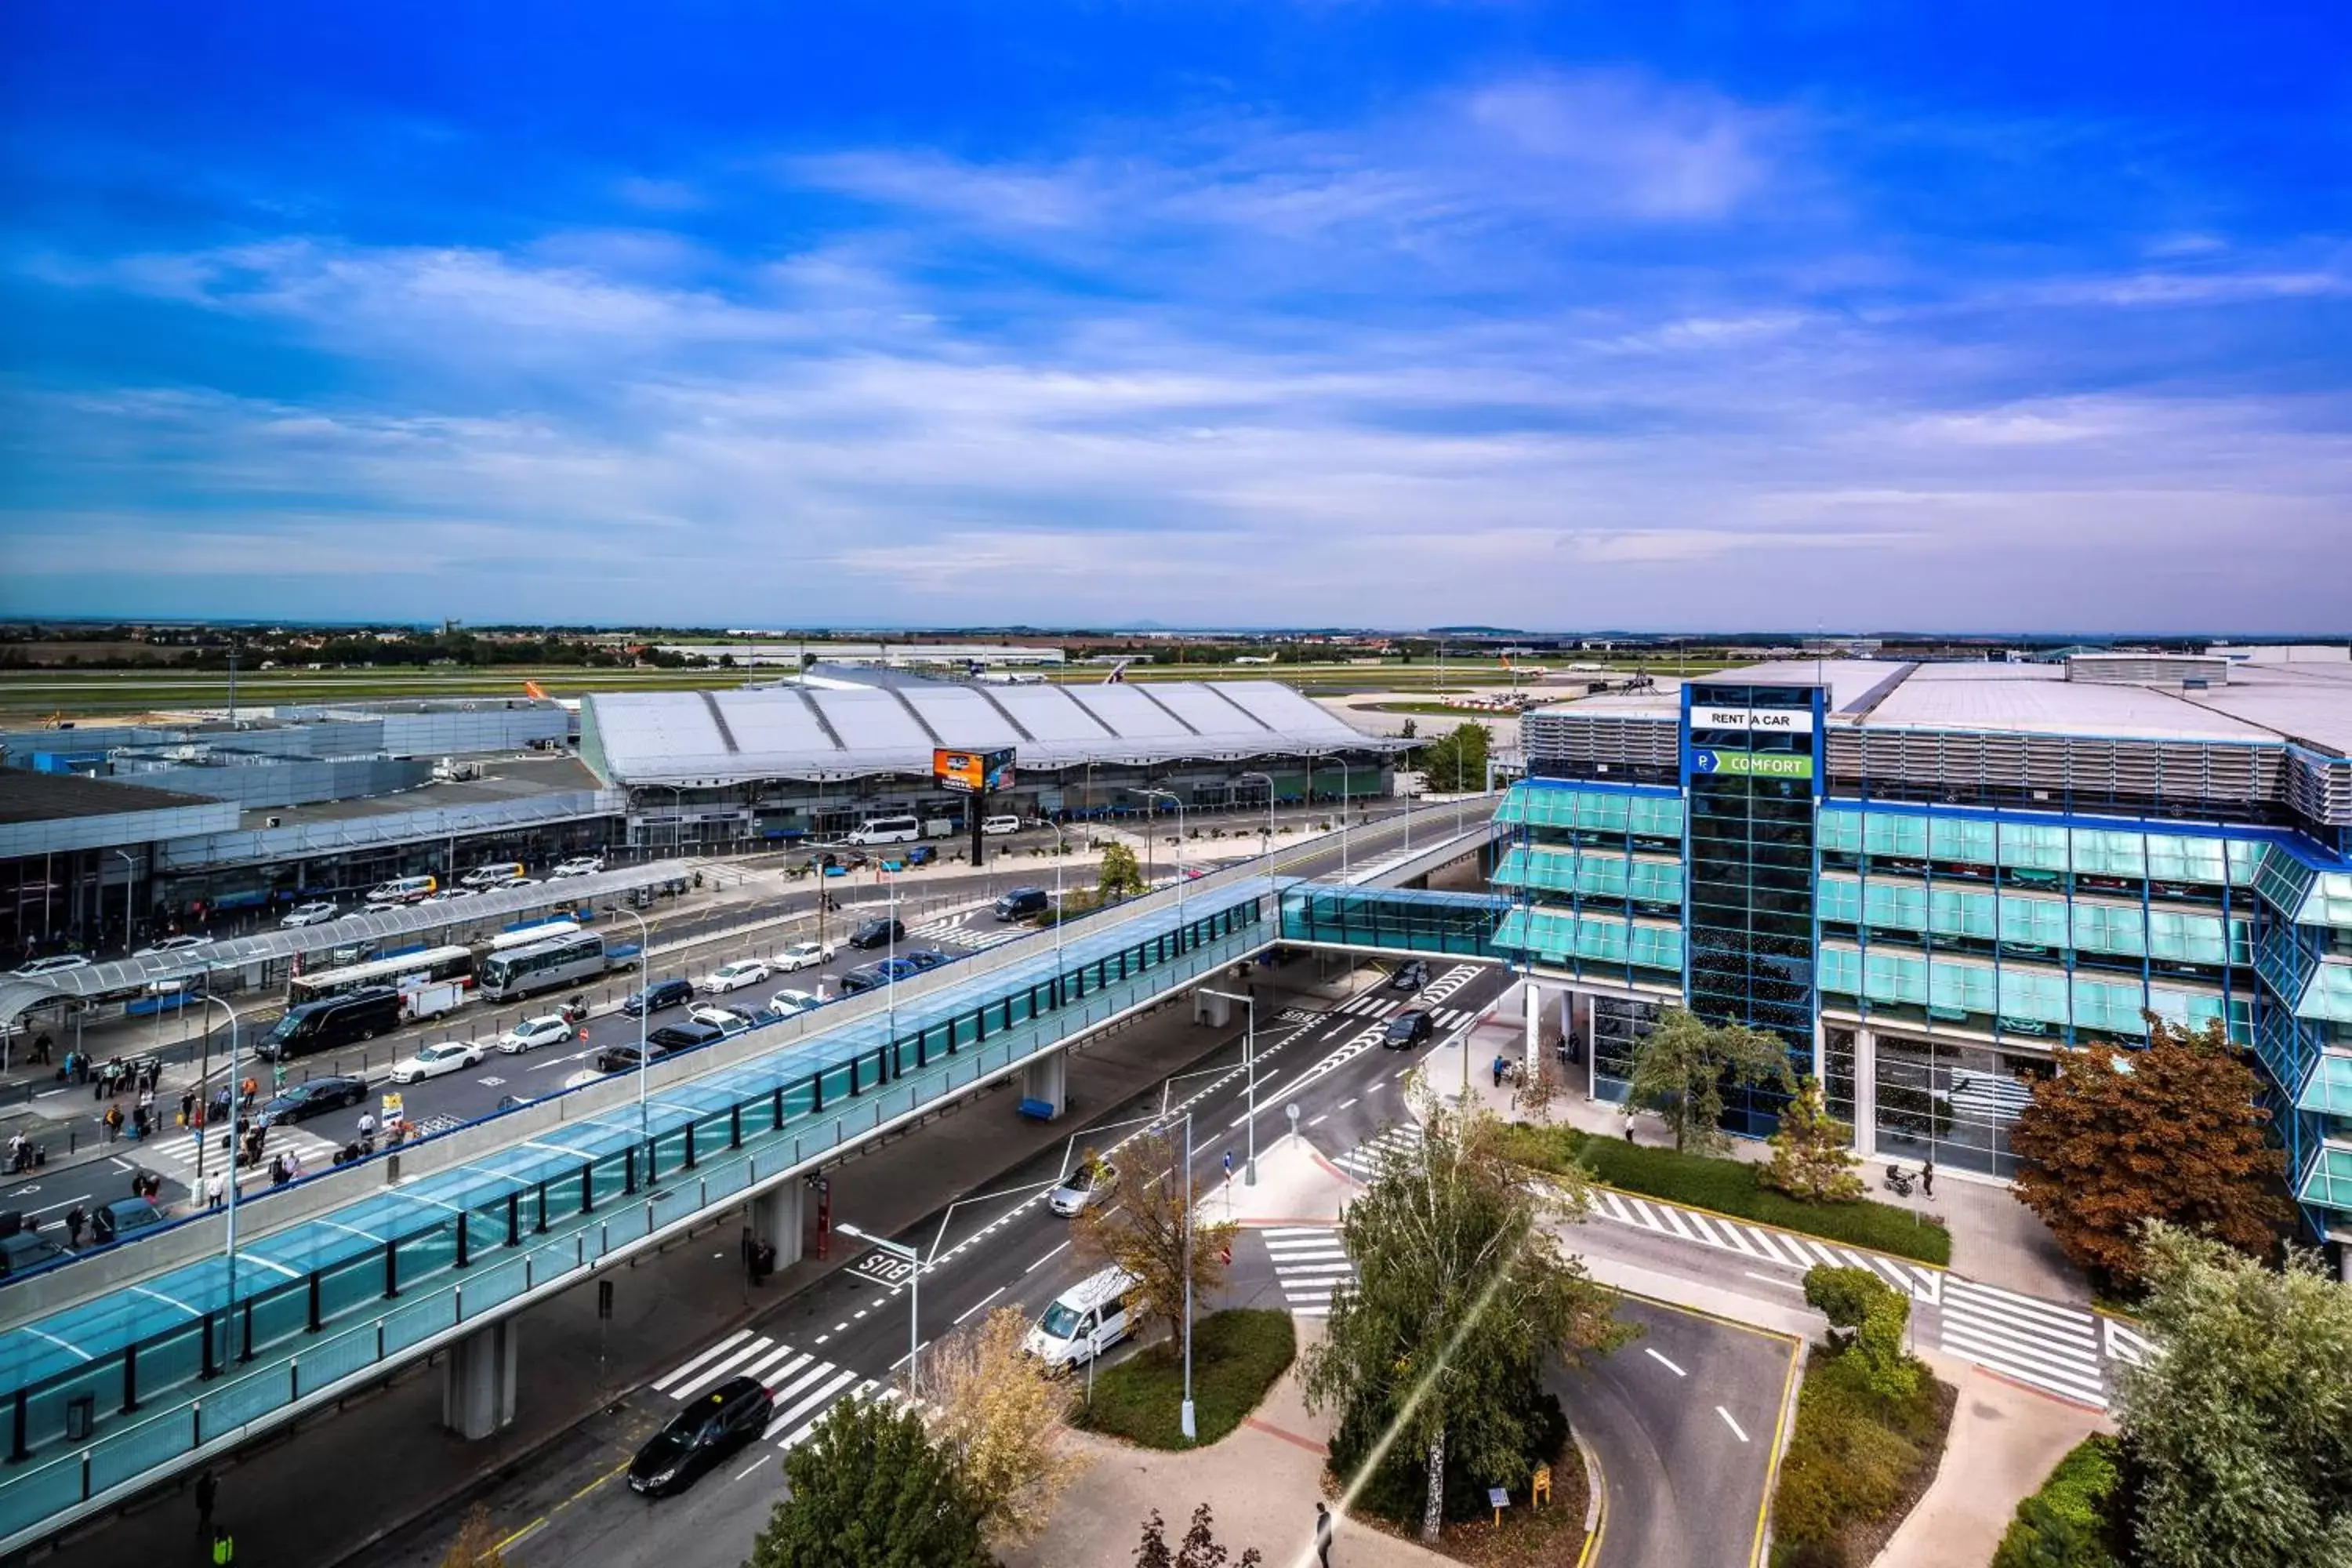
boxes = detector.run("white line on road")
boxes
[1718,1406,1749,1443]
[1743,1271,1804,1291]
[1338,1098,1357,1110]
[1645,1348,1686,1377]
[1306,1113,1328,1127]
[954,1286,1007,1325]
[1023,1240,1070,1275]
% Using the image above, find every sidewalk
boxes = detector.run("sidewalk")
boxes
[46,971,1366,1568]
[1874,1352,2110,1568]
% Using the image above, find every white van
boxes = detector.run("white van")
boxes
[846,816,921,846]
[365,875,438,906]
[980,815,1022,837]
[460,862,526,889]
[1023,1265,1142,1371]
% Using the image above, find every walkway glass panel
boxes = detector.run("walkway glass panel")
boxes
[1279,887,1505,956]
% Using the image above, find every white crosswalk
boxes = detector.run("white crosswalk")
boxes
[1938,1277,2109,1408]
[1261,1226,1354,1317]
[1586,1188,1944,1304]
[135,1123,343,1192]
[904,911,1025,953]
[649,1328,910,1452]
[1330,994,1479,1033]
[1327,1122,1424,1181]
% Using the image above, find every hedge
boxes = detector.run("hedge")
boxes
[1991,1436,2125,1568]
[1492,1123,1953,1267]
[1769,1341,1956,1568]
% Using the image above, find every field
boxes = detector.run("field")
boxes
[0,653,1742,724]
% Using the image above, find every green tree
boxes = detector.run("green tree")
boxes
[2118,1223,2352,1568]
[2009,1014,2287,1291]
[1071,1131,1236,1352]
[746,1395,991,1568]
[1625,1007,1789,1156]
[1414,722,1490,795]
[1096,840,1147,902]
[1302,1099,1627,1542]
[1762,1076,1864,1203]
[1801,1264,1918,1403]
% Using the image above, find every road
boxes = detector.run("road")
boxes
[350,959,1517,1568]
[1558,1298,1797,1568]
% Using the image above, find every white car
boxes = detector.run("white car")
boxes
[133,935,214,958]
[497,1015,575,1055]
[388,1042,485,1083]
[551,857,605,879]
[9,956,89,978]
[423,887,476,904]
[980,815,1022,837]
[1048,1161,1118,1218]
[774,940,837,973]
[768,989,822,1019]
[281,902,339,927]
[501,876,539,889]
[688,1005,756,1036]
[699,960,770,994]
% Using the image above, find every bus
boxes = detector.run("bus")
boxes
[478,930,611,1003]
[478,920,582,957]
[289,946,475,1007]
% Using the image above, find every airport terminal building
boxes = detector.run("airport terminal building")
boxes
[1490,651,2352,1246]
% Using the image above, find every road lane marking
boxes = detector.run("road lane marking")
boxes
[1718,1406,1749,1443]
[1644,1348,1686,1377]
[1743,1271,1804,1291]
[1023,1240,1071,1274]
[953,1285,1006,1325]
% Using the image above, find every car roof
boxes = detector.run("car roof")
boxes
[1054,1264,1139,1312]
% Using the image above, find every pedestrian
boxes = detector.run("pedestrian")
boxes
[284,1149,302,1182]
[64,1203,85,1247]
[205,1171,226,1211]
[32,1032,52,1066]
[238,1076,256,1110]
[1920,1159,1935,1198]
[5,1131,26,1174]
[269,1153,288,1186]
[194,1467,217,1536]
[1624,1117,1637,1145]
[180,1090,196,1128]
[101,1104,124,1144]
[210,1523,234,1565]
[1490,1054,1505,1089]
[1315,1501,1334,1566]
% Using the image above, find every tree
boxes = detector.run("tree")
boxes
[1071,1131,1236,1351]
[922,1306,1087,1548]
[1097,840,1147,902]
[1415,723,1491,795]
[2115,1224,2352,1568]
[1625,1007,1789,1156]
[746,1394,991,1568]
[2008,1014,2287,1291]
[1134,1504,1265,1568]
[1302,1099,1627,1542]
[1762,1076,1864,1203]
[1801,1264,1918,1403]
[438,1507,505,1568]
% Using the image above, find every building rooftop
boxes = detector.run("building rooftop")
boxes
[0,769,226,826]
[233,754,606,829]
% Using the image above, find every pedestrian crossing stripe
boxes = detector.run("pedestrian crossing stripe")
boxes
[1587,1188,1942,1302]
[904,911,1026,953]
[1326,1123,1424,1181]
[651,1330,906,1449]
[1261,1225,1354,1319]
[1938,1278,2108,1408]
[136,1123,342,1189]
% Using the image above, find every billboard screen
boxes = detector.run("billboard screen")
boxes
[934,746,1014,794]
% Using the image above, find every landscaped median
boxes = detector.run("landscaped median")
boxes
[1070,1308,1298,1449]
[1491,1122,1953,1267]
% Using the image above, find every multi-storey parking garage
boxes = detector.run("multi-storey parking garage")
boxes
[1490,651,2352,1247]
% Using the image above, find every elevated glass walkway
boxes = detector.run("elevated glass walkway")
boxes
[1279,885,1510,955]
[0,871,1276,1547]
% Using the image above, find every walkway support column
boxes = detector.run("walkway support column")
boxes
[441,1319,519,1440]
[750,1181,806,1272]
[1853,1027,1878,1158]
[1523,981,1543,1082]
[1021,1051,1068,1120]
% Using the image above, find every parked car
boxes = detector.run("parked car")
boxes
[767,989,822,1018]
[902,948,951,971]
[1381,1009,1436,1050]
[774,940,836,972]
[1048,1160,1117,1218]
[280,901,339,927]
[134,935,214,958]
[993,887,1050,921]
[980,815,1022,837]
[0,1229,71,1279]
[648,1019,727,1054]
[835,964,889,996]
[688,1005,756,1037]
[628,1376,775,1497]
[1388,960,1430,993]
[8,956,88,978]
[497,1014,575,1055]
[551,856,606,878]
[699,960,771,994]
[622,977,695,1018]
[593,1041,673,1073]
[905,844,937,867]
[89,1196,169,1246]
[421,887,476,904]
[388,1041,486,1084]
[1023,1266,1142,1372]
[260,1075,370,1124]
[847,918,905,950]
[460,863,526,889]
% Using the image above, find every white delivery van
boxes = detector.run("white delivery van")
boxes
[365,875,438,906]
[920,817,958,839]
[846,815,921,845]
[1023,1265,1142,1371]
[980,815,1022,837]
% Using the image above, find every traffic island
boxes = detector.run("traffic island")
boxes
[1069,1308,1297,1449]
[1338,1446,1592,1568]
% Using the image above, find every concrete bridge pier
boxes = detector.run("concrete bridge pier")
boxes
[1020,1051,1068,1119]
[750,1179,806,1271]
[441,1318,519,1440]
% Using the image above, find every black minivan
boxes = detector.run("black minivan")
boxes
[848,917,906,950]
[994,887,1050,921]
[255,987,405,1062]
[622,977,695,1018]
[629,1375,774,1497]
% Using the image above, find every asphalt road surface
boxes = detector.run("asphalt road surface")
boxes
[352,960,1516,1568]
[1555,1298,1798,1568]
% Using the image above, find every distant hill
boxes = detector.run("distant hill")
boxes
[1425,625,1526,636]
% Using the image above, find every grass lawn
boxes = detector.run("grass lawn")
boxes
[1770,1345,1957,1568]
[1070,1309,1295,1450]
[1493,1122,1953,1267]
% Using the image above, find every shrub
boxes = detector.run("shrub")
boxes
[1769,1341,1954,1567]
[1991,1436,2123,1568]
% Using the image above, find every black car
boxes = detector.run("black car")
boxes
[993,887,1049,921]
[648,1019,726,1054]
[0,1229,69,1280]
[1382,1009,1436,1049]
[593,1041,671,1073]
[622,977,695,1018]
[902,948,952,971]
[1388,960,1430,993]
[836,964,887,995]
[847,917,905,950]
[261,1075,370,1124]
[628,1374,775,1497]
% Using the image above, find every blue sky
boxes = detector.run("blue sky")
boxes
[3,2,2347,631]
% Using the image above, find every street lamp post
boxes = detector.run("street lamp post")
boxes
[1139,789,1186,928]
[1150,1107,1200,1441]
[1202,988,1258,1185]
[196,989,241,1352]
[601,906,654,1139]
[835,1224,921,1397]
